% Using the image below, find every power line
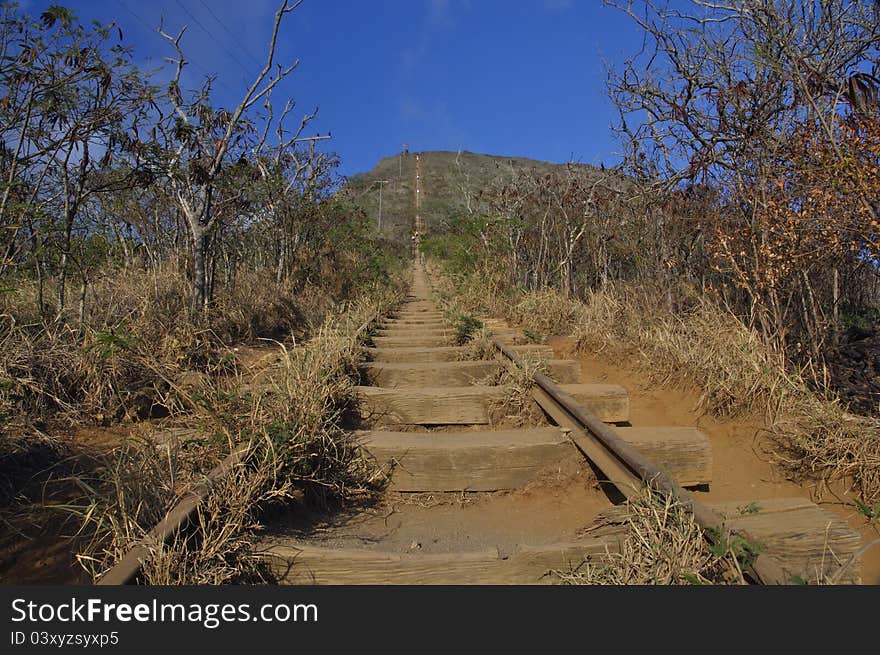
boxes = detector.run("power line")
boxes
[197,0,263,69]
[113,0,237,96]
[172,0,253,78]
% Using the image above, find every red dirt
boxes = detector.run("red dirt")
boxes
[0,430,115,585]
[548,335,880,584]
[263,454,610,558]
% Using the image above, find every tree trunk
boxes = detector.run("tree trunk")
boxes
[276,232,286,284]
[208,240,217,304]
[190,224,208,315]
[56,210,74,317]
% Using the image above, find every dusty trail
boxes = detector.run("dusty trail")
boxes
[554,339,880,584]
[260,261,864,584]
[261,261,617,583]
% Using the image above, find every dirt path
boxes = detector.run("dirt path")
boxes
[260,262,865,584]
[550,336,880,584]
[260,261,618,583]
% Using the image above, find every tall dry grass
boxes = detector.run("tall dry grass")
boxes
[567,285,880,503]
[431,260,880,504]
[489,355,550,428]
[1,268,293,426]
[0,250,407,583]
[80,282,404,584]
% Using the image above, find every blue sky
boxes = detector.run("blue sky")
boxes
[23,0,647,176]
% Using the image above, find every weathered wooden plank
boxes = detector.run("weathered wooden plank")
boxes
[396,306,440,314]
[361,360,502,387]
[376,327,453,338]
[372,334,454,347]
[358,428,572,491]
[362,359,580,387]
[262,537,623,585]
[615,426,712,487]
[354,385,506,424]
[380,320,449,329]
[356,384,625,424]
[543,360,582,384]
[366,346,466,363]
[365,344,556,363]
[388,312,446,323]
[557,384,630,423]
[489,330,532,346]
[704,498,862,583]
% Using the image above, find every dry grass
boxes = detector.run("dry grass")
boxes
[570,286,792,418]
[77,283,404,584]
[557,485,861,585]
[456,327,496,361]
[427,261,509,318]
[479,353,549,428]
[563,284,880,503]
[775,402,880,504]
[431,259,880,506]
[557,487,741,585]
[0,265,384,491]
[139,473,274,585]
[507,288,584,338]
[0,267,314,429]
[475,281,880,505]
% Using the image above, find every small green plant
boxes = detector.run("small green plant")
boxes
[681,573,707,585]
[91,326,134,357]
[737,501,761,515]
[453,314,483,345]
[707,528,763,568]
[523,328,543,344]
[854,498,880,522]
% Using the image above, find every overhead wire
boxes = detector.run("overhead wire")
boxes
[196,0,264,68]
[113,0,240,95]
[172,0,254,78]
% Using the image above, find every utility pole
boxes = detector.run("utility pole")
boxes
[375,179,390,231]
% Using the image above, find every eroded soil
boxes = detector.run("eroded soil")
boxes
[263,455,609,558]
[548,335,880,584]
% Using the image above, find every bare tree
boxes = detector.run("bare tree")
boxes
[154,0,305,313]
[605,0,880,357]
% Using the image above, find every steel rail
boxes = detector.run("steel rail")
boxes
[97,444,250,585]
[97,315,385,585]
[492,336,795,585]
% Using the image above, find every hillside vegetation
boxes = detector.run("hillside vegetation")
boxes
[342,150,604,244]
[419,1,880,507]
[0,3,406,583]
